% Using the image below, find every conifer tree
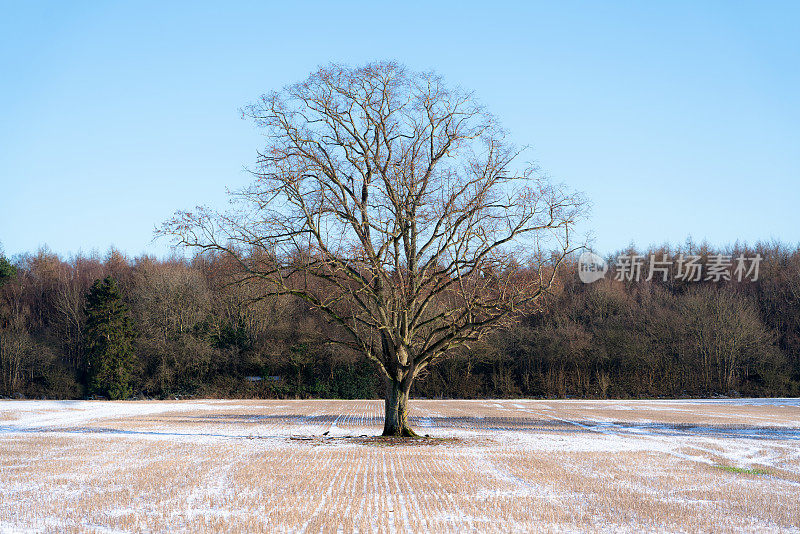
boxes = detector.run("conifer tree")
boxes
[85,276,135,399]
[0,256,15,287]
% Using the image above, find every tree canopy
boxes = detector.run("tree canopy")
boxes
[162,62,585,435]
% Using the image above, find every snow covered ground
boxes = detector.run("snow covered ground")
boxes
[0,399,798,532]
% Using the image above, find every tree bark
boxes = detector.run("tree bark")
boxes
[382,374,418,437]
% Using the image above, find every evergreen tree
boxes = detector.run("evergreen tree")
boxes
[85,276,135,399]
[0,256,15,287]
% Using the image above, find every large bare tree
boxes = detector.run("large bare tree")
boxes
[161,62,584,436]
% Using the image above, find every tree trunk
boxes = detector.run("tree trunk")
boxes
[382,375,418,437]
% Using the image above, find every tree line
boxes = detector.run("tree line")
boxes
[0,241,798,400]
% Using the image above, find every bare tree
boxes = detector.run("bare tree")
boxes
[679,286,775,393]
[0,278,30,394]
[161,62,585,436]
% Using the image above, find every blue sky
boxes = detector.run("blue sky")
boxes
[1,1,798,258]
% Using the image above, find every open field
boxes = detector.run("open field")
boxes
[0,399,799,533]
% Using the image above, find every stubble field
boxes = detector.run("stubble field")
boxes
[0,398,799,533]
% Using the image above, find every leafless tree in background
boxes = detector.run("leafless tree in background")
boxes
[161,62,585,436]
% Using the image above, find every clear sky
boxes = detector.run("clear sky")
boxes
[1,1,798,259]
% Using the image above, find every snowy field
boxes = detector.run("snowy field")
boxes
[0,399,799,533]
